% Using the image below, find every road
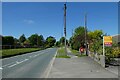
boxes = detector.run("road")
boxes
[1,48,57,78]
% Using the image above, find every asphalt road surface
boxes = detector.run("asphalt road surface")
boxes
[1,48,57,78]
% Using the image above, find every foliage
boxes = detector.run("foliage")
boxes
[70,26,86,50]
[38,35,45,47]
[55,41,60,47]
[19,34,26,43]
[14,38,19,45]
[74,27,85,36]
[59,37,65,45]
[28,34,45,47]
[2,36,14,45]
[88,30,103,54]
[28,34,39,46]
[112,47,120,58]
[46,36,56,48]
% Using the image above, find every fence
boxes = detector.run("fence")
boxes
[1,45,45,50]
[1,45,23,49]
[88,51,105,67]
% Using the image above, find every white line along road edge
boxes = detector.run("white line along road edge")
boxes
[43,49,58,78]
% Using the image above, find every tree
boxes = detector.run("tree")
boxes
[60,37,65,45]
[23,39,31,47]
[88,30,103,53]
[28,34,39,46]
[14,38,21,47]
[14,38,19,44]
[74,27,85,36]
[37,35,45,47]
[28,34,45,47]
[19,34,26,43]
[2,36,14,45]
[69,26,86,50]
[88,30,103,42]
[55,41,60,47]
[46,36,56,48]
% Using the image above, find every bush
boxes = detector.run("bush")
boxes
[112,47,120,58]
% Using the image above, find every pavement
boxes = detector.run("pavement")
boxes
[48,49,118,78]
[105,65,118,76]
[1,48,57,78]
[105,58,119,76]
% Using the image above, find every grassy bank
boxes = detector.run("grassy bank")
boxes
[1,48,42,58]
[56,47,70,58]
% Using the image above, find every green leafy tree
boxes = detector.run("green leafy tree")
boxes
[46,36,56,48]
[28,34,39,46]
[69,26,86,50]
[59,37,68,46]
[60,37,65,45]
[23,39,31,47]
[38,35,45,47]
[19,34,26,43]
[2,36,14,45]
[55,41,60,47]
[88,30,103,53]
[14,38,20,47]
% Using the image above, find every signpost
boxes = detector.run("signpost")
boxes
[103,36,112,56]
[102,36,112,67]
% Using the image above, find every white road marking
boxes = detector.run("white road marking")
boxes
[44,49,58,78]
[3,51,47,68]
[31,52,45,58]
[2,62,15,68]
[2,50,44,61]
[8,63,18,68]
[8,59,29,68]
[0,67,2,70]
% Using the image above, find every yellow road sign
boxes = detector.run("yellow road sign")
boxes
[104,36,112,43]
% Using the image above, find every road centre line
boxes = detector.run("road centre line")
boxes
[4,48,50,60]
[3,49,50,68]
[2,62,15,68]
[2,50,47,61]
[0,67,2,69]
[8,59,29,68]
[30,52,46,58]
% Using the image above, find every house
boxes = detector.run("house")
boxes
[112,34,120,46]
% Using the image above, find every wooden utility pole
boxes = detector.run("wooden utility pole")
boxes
[85,13,88,56]
[64,3,67,55]
[72,29,73,37]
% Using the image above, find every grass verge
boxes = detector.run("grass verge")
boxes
[1,48,42,58]
[56,47,70,58]
[71,49,86,57]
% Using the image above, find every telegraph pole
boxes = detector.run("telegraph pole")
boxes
[85,13,88,56]
[72,29,73,37]
[64,3,67,55]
